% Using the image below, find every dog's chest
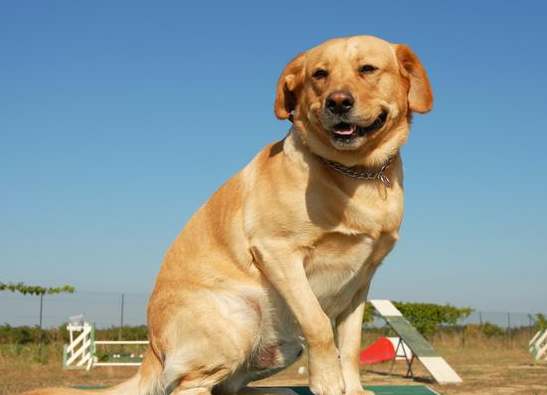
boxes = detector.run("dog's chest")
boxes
[303,231,395,318]
[294,178,403,317]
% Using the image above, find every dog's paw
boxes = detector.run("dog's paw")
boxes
[309,376,346,395]
[308,360,346,395]
[346,390,374,395]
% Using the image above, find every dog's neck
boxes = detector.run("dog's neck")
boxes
[284,126,398,187]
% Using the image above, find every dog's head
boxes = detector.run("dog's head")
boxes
[275,36,433,167]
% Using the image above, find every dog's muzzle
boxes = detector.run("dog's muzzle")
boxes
[329,110,388,142]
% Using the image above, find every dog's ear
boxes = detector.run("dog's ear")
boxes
[395,45,433,114]
[274,53,305,120]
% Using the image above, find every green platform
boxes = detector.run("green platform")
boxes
[74,386,439,395]
[291,385,439,395]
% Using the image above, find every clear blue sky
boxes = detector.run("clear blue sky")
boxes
[1,1,546,319]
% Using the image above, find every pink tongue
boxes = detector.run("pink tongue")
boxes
[333,125,356,136]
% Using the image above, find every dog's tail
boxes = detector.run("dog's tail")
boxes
[22,347,164,395]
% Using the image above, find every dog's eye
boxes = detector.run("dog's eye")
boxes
[359,65,377,74]
[312,69,328,79]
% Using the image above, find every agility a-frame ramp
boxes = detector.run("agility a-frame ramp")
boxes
[370,300,463,385]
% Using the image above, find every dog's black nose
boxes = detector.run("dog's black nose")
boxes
[325,91,354,114]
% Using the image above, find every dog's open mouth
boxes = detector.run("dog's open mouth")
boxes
[330,111,388,142]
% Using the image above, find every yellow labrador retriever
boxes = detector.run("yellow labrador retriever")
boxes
[24,35,432,395]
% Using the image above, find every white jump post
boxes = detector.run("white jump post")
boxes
[63,315,149,370]
[529,328,547,362]
[63,315,94,370]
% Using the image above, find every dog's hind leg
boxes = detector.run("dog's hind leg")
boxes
[160,330,256,395]
[162,351,236,395]
[153,288,264,395]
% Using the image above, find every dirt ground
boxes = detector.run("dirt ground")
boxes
[1,336,546,395]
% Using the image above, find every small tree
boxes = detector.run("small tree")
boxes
[534,313,547,331]
[0,282,75,330]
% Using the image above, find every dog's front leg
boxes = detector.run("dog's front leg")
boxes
[335,301,373,395]
[251,240,345,395]
[335,263,379,395]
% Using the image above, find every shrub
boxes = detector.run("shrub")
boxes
[0,324,148,345]
[465,322,505,338]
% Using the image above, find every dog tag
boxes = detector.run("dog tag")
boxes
[379,174,391,187]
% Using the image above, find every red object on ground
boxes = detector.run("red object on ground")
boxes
[359,337,396,365]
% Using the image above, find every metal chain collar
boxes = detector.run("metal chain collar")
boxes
[319,155,395,187]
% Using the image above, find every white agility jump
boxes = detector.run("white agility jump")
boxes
[63,315,148,370]
[529,328,547,362]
